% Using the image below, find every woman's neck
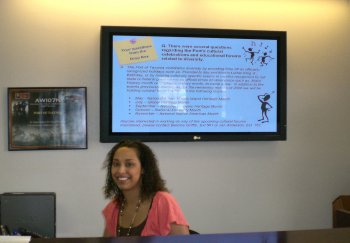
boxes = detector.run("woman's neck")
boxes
[122,189,141,205]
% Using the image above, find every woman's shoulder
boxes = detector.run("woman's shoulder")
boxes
[103,199,118,214]
[152,191,180,206]
[153,191,173,200]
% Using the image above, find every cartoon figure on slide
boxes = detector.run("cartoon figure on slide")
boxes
[242,47,260,65]
[259,52,274,66]
[258,93,273,123]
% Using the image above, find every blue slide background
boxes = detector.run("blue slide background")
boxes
[111,35,277,133]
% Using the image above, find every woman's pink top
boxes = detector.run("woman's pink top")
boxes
[102,191,189,236]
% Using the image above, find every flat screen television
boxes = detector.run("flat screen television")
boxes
[100,26,286,142]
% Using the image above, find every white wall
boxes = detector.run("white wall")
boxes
[1,0,350,237]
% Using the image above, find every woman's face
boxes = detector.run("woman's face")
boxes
[111,147,142,194]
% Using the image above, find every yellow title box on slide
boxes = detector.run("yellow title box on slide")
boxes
[114,37,158,65]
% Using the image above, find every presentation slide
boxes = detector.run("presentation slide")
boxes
[111,35,278,133]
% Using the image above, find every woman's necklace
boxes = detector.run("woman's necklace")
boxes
[117,198,142,237]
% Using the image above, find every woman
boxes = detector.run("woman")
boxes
[102,140,189,237]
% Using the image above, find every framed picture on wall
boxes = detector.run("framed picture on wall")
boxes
[8,87,87,150]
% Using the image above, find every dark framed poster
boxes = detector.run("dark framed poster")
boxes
[8,87,87,150]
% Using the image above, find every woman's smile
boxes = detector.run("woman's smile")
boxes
[115,175,131,184]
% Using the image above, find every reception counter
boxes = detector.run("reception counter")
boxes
[30,227,350,243]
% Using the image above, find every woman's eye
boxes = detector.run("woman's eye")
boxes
[112,161,120,167]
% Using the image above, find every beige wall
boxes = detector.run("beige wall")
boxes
[1,0,349,237]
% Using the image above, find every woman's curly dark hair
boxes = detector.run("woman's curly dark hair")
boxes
[103,140,168,203]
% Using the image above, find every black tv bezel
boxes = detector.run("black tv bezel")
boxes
[100,26,287,142]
